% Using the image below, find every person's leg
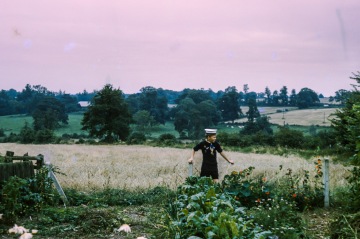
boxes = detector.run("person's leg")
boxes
[210,170,219,183]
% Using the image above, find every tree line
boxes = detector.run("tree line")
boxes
[0,81,354,142]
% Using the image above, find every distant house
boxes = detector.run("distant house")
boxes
[78,101,90,108]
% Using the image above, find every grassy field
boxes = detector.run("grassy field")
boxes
[0,143,349,192]
[237,106,338,126]
[0,107,340,139]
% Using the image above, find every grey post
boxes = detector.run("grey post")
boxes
[45,162,69,206]
[188,163,193,177]
[323,158,330,208]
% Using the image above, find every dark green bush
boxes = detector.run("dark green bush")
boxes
[2,132,19,143]
[35,129,55,143]
[0,167,60,223]
[274,127,305,148]
[19,122,36,143]
[126,132,146,144]
[157,133,178,146]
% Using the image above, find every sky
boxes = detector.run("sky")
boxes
[1,0,360,96]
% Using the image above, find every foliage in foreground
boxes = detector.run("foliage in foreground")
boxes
[164,176,272,239]
[1,164,359,238]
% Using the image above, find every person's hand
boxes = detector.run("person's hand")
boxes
[188,158,193,164]
[228,159,234,165]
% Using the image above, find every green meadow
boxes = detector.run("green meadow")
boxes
[0,107,336,138]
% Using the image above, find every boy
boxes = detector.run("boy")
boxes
[188,129,234,182]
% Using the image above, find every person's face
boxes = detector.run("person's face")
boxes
[207,135,216,143]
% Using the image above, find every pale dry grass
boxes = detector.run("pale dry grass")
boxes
[236,108,339,126]
[0,143,350,192]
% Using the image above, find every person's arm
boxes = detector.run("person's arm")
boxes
[220,152,234,164]
[188,149,196,164]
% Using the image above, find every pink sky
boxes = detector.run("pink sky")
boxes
[1,0,359,96]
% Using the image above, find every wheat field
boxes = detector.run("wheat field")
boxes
[236,107,338,126]
[0,143,350,191]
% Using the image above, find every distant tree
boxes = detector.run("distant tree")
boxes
[241,115,273,135]
[330,89,351,105]
[125,93,140,114]
[76,89,96,102]
[139,86,168,124]
[57,93,81,112]
[0,90,14,116]
[289,89,298,106]
[32,96,68,131]
[243,84,250,104]
[243,84,249,95]
[279,86,288,106]
[6,89,18,99]
[175,88,212,104]
[297,88,319,109]
[173,97,220,138]
[272,90,279,106]
[17,84,54,114]
[19,122,36,143]
[133,110,156,133]
[264,86,272,105]
[246,98,260,123]
[81,84,132,142]
[217,86,242,123]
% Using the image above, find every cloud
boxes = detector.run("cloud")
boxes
[63,42,77,52]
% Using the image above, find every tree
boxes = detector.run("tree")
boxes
[241,116,273,135]
[133,110,156,134]
[289,89,297,106]
[272,90,279,106]
[297,88,319,109]
[17,84,54,114]
[81,84,132,142]
[264,86,272,105]
[330,72,360,163]
[173,97,220,138]
[0,90,14,116]
[57,93,81,113]
[32,96,68,131]
[175,88,212,104]
[19,122,36,143]
[246,98,260,123]
[139,86,168,124]
[279,86,288,106]
[330,89,351,105]
[125,94,140,115]
[217,86,242,123]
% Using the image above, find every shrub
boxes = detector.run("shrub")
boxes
[157,133,178,146]
[19,122,36,144]
[35,129,56,143]
[274,126,304,148]
[2,132,19,143]
[0,167,60,222]
[0,128,5,137]
[345,166,360,211]
[251,131,275,146]
[165,176,272,238]
[222,167,271,208]
[248,196,304,238]
[126,132,146,144]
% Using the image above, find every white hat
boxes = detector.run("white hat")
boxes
[205,129,217,134]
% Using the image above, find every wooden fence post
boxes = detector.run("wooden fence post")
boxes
[323,158,330,208]
[188,163,193,177]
